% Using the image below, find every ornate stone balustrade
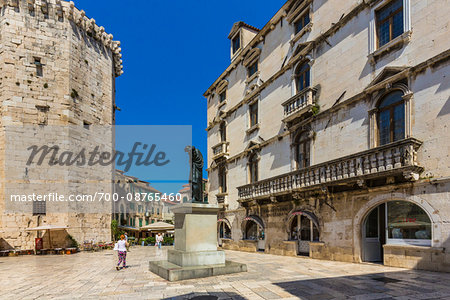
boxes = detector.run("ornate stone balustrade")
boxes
[282,87,315,123]
[212,142,229,159]
[238,138,423,200]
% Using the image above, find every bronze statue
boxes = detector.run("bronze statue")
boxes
[185,146,206,203]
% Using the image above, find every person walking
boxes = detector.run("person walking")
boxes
[115,235,129,270]
[156,233,163,249]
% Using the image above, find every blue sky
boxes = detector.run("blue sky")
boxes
[73,0,286,192]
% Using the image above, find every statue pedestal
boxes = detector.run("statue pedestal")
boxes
[149,203,247,281]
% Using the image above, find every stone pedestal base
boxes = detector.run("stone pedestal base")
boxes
[168,249,225,267]
[149,260,247,282]
[149,203,247,281]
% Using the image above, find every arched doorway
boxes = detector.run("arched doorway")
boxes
[217,219,231,247]
[362,201,432,262]
[288,211,319,256]
[243,215,265,251]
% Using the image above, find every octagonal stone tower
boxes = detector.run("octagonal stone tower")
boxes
[0,0,123,250]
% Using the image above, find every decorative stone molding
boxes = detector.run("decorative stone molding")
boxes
[368,31,412,65]
[290,22,313,45]
[216,79,229,95]
[243,48,261,68]
[286,0,312,24]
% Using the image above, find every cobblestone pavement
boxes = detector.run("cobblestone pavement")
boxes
[0,246,449,300]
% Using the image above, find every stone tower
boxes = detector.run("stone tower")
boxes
[0,0,123,250]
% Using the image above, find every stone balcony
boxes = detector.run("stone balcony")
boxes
[212,141,229,160]
[282,87,316,123]
[238,138,423,201]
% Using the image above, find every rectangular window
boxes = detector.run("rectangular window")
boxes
[218,163,227,193]
[294,10,310,34]
[249,102,258,127]
[376,0,404,47]
[28,3,35,16]
[219,122,226,142]
[33,200,46,215]
[248,62,258,78]
[34,58,43,77]
[219,91,226,103]
[232,34,241,54]
[139,218,142,227]
[36,105,49,126]
[83,121,91,130]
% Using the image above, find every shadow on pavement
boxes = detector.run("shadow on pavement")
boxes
[273,270,450,299]
[162,292,246,300]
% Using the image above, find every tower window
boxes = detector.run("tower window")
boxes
[83,121,91,130]
[33,200,46,215]
[34,58,43,77]
[28,3,35,16]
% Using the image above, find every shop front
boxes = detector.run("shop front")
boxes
[243,215,265,251]
[288,211,320,256]
[362,200,432,263]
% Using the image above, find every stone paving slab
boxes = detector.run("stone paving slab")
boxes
[0,246,449,299]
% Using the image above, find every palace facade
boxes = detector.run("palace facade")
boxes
[205,0,450,272]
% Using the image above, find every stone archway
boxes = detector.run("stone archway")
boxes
[217,218,232,246]
[286,210,320,256]
[353,193,441,263]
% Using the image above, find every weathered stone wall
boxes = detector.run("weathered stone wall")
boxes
[0,0,122,249]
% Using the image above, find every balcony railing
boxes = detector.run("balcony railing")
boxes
[282,87,315,122]
[238,138,423,200]
[212,142,229,159]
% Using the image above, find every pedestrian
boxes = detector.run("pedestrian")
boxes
[124,232,128,242]
[156,233,163,249]
[115,234,129,270]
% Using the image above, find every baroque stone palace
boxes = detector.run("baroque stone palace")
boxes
[205,0,450,272]
[0,0,122,250]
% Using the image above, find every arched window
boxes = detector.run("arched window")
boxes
[294,132,310,169]
[289,212,320,255]
[295,63,310,93]
[363,200,432,262]
[378,91,405,145]
[243,218,264,240]
[248,153,258,183]
[245,221,258,240]
[218,221,231,239]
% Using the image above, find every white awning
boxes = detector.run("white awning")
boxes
[140,221,174,231]
[26,225,69,231]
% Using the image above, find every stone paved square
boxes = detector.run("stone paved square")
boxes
[1,246,449,299]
